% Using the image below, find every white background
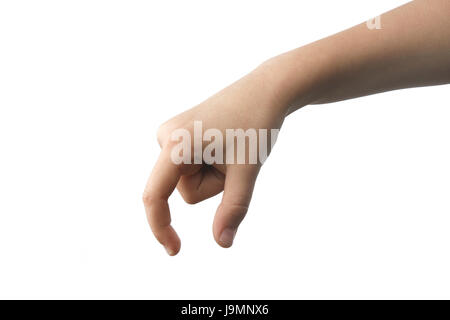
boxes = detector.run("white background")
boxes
[1,0,449,299]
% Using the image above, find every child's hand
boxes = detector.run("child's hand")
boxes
[143,65,288,256]
[143,0,450,256]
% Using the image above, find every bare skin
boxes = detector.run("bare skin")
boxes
[143,0,450,256]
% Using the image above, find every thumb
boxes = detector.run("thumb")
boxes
[213,165,259,248]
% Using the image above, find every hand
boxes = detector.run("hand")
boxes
[143,0,450,256]
[143,64,288,255]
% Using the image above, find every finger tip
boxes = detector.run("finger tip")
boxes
[216,227,237,248]
[164,244,180,256]
[218,241,233,249]
[163,226,181,256]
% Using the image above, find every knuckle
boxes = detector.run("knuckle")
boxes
[180,190,199,205]
[142,192,155,205]
[156,123,169,146]
[164,137,181,149]
[220,201,249,216]
[184,194,199,205]
[156,120,178,146]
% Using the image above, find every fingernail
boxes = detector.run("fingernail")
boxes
[219,228,237,247]
[164,246,175,256]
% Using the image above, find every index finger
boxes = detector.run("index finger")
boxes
[142,147,182,256]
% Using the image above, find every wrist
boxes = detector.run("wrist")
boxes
[259,43,334,115]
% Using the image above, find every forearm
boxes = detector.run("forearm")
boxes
[263,0,450,114]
